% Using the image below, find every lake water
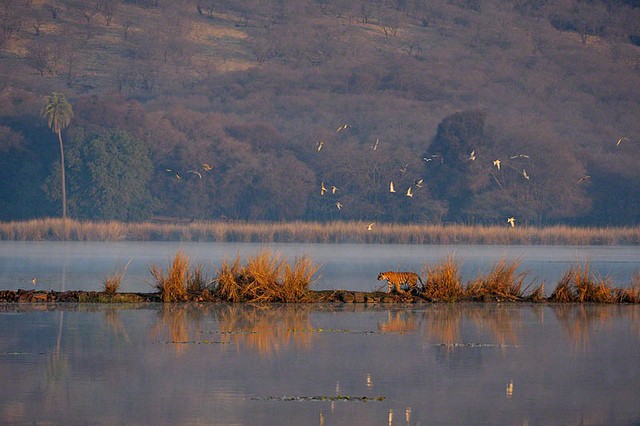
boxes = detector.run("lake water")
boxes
[0,303,639,424]
[1,241,640,293]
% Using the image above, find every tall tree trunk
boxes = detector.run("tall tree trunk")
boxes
[57,129,67,220]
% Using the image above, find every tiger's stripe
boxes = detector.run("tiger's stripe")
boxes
[377,271,423,294]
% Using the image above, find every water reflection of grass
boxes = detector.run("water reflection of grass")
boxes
[377,311,418,334]
[421,303,639,354]
[217,304,314,354]
[3,218,640,244]
[150,304,315,355]
[421,304,520,349]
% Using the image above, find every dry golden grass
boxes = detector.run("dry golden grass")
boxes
[549,263,615,303]
[149,251,190,302]
[187,262,210,294]
[465,258,526,301]
[212,250,319,303]
[549,271,576,302]
[527,283,546,303]
[102,260,131,294]
[2,218,640,245]
[421,255,464,302]
[615,272,640,303]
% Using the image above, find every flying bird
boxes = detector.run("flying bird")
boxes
[389,181,396,193]
[414,179,424,188]
[521,169,530,180]
[423,154,443,164]
[331,185,338,194]
[400,163,408,175]
[406,186,413,197]
[336,124,351,132]
[316,140,325,151]
[187,170,202,179]
[336,202,342,210]
[468,150,476,161]
[321,182,327,195]
[507,217,516,227]
[616,136,629,146]
[510,154,530,159]
[166,169,181,180]
[493,159,501,170]
[371,138,379,151]
[202,163,212,171]
[578,175,591,183]
[31,277,36,286]
[367,222,375,231]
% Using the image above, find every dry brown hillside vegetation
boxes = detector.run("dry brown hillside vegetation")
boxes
[1,0,639,225]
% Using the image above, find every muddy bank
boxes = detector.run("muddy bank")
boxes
[0,289,439,304]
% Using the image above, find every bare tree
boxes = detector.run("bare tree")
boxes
[44,3,60,20]
[0,3,23,46]
[379,10,400,38]
[27,44,52,76]
[97,0,118,26]
[122,18,132,39]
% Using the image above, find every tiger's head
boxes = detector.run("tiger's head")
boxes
[377,272,390,281]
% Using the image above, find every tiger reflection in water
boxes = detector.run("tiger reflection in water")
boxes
[377,271,423,294]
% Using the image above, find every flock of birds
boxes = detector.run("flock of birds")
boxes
[314,123,634,230]
[316,123,435,231]
[158,124,634,232]
[164,163,213,181]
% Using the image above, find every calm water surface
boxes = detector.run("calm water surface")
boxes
[0,303,638,425]
[1,241,639,293]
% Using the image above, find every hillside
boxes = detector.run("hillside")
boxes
[1,0,639,225]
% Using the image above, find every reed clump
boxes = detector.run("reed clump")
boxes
[465,258,526,301]
[549,263,615,303]
[421,256,464,302]
[527,283,546,303]
[149,251,191,302]
[616,273,640,303]
[212,250,319,303]
[187,262,210,294]
[102,260,131,294]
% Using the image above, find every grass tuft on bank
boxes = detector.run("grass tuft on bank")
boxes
[213,250,319,303]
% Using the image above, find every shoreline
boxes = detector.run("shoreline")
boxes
[2,289,639,304]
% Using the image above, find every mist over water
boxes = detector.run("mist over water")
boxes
[1,241,639,293]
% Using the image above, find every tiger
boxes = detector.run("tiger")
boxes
[377,271,423,294]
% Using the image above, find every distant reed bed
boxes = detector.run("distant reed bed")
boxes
[1,218,640,245]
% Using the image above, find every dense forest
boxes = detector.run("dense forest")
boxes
[1,0,639,225]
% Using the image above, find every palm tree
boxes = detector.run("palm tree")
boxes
[42,92,73,219]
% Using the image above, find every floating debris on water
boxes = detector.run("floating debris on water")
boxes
[251,395,386,402]
[159,340,231,345]
[0,352,46,356]
[434,343,521,348]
